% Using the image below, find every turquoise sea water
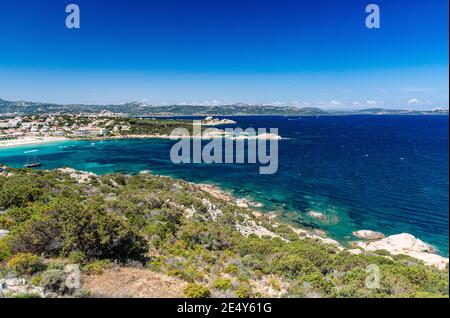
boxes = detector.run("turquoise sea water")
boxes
[0,116,448,255]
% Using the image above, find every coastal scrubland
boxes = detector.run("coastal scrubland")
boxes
[0,167,448,298]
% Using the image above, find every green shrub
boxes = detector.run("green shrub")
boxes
[223,264,239,275]
[6,253,45,275]
[144,221,175,240]
[177,220,235,250]
[0,238,11,261]
[5,206,34,225]
[299,273,335,296]
[83,259,112,275]
[10,293,42,298]
[184,283,211,298]
[62,202,148,261]
[212,278,232,291]
[73,288,91,298]
[411,291,448,298]
[237,236,279,256]
[8,199,148,261]
[148,259,163,271]
[373,249,391,256]
[168,267,204,282]
[31,274,43,286]
[235,283,252,298]
[68,251,86,263]
[39,269,68,294]
[266,275,282,291]
[270,254,318,278]
[174,193,194,207]
[0,176,43,209]
[46,259,65,270]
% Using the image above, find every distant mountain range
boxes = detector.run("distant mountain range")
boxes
[0,98,448,116]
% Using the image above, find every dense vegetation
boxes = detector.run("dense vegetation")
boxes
[0,167,448,298]
[124,118,194,136]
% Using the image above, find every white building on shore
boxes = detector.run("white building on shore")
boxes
[73,127,107,136]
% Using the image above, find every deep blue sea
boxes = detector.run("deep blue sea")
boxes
[0,116,448,255]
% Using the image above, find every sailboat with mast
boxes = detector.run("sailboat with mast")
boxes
[24,155,42,168]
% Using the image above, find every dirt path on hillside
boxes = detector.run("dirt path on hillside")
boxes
[83,267,187,298]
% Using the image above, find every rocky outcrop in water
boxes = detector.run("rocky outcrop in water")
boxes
[307,210,326,220]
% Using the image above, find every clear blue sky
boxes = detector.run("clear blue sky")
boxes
[0,0,448,109]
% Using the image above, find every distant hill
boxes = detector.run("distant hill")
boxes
[338,108,447,115]
[0,99,328,116]
[0,98,448,116]
[132,104,329,116]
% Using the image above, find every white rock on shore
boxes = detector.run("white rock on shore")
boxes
[235,198,249,208]
[290,227,343,251]
[352,230,385,240]
[236,220,288,242]
[57,167,97,184]
[196,183,261,209]
[347,249,363,255]
[0,165,13,177]
[355,233,449,270]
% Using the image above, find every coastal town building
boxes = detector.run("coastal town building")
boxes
[73,127,107,136]
[0,118,22,128]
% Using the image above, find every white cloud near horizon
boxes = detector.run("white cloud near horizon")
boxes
[407,98,420,104]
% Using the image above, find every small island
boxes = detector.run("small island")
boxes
[201,116,237,126]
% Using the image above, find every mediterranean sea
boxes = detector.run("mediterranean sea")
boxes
[0,115,448,255]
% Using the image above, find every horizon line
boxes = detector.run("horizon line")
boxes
[1,97,448,112]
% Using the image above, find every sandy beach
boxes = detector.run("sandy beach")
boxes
[0,136,68,149]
